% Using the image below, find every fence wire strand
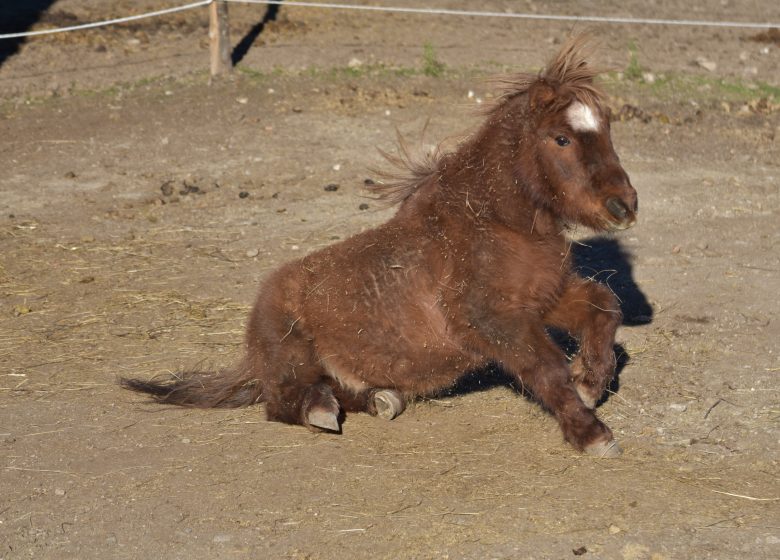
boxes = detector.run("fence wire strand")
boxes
[227,0,779,30]
[0,0,212,40]
[0,0,777,40]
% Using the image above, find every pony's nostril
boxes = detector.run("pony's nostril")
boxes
[606,197,629,221]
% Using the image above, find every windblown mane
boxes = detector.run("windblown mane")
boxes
[493,34,607,111]
[367,34,606,206]
[366,130,444,206]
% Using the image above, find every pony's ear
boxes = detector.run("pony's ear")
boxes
[529,80,556,111]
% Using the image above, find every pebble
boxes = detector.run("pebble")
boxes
[364,178,375,186]
[609,524,622,534]
[236,97,248,104]
[324,183,339,192]
[160,181,175,196]
[246,249,259,258]
[239,191,250,199]
[213,534,232,544]
[181,438,191,444]
[696,58,717,72]
[332,164,341,171]
[348,57,363,69]
[669,403,687,412]
[359,203,370,210]
[54,488,66,497]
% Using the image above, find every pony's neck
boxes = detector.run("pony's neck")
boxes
[437,111,559,238]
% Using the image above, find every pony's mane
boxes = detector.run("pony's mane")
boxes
[366,130,444,206]
[367,34,606,206]
[493,34,607,110]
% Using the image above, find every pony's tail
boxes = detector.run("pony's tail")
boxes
[119,364,262,409]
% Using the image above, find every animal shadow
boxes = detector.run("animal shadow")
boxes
[437,236,650,406]
[0,1,59,68]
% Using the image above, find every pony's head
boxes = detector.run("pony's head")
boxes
[498,36,638,231]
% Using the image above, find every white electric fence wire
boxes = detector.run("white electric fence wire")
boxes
[227,0,780,30]
[0,0,777,40]
[0,0,212,39]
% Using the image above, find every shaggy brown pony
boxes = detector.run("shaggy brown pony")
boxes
[122,36,638,457]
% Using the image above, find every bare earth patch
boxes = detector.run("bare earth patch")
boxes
[1,1,778,558]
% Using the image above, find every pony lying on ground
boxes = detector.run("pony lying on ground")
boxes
[122,36,638,458]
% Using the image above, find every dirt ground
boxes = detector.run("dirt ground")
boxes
[1,1,779,558]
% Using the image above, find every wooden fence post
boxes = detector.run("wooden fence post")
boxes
[209,0,231,77]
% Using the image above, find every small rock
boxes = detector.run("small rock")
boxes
[671,245,681,254]
[332,164,341,171]
[696,57,717,72]
[347,57,363,69]
[246,249,259,258]
[181,438,191,444]
[324,184,339,192]
[213,534,232,544]
[608,524,621,534]
[573,546,588,556]
[669,403,687,412]
[64,171,76,179]
[359,203,370,210]
[292,106,303,113]
[642,72,656,84]
[160,181,175,196]
[79,276,96,284]
[239,191,250,199]
[236,97,248,104]
[363,178,375,186]
[54,488,66,497]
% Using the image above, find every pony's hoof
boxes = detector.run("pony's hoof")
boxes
[584,439,622,458]
[373,389,405,420]
[307,409,340,432]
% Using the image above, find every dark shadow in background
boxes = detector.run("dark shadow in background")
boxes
[231,1,282,66]
[434,237,652,407]
[0,1,60,68]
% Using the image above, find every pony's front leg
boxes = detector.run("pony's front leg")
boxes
[544,276,622,408]
[476,324,620,456]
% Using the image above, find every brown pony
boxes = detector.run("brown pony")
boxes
[121,36,638,457]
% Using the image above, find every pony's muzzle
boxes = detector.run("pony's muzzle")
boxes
[605,196,636,230]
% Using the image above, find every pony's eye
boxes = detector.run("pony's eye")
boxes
[555,135,570,147]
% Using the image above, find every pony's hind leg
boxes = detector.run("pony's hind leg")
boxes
[265,378,342,432]
[326,383,406,421]
[371,389,406,420]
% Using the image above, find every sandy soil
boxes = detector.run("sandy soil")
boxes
[1,1,779,558]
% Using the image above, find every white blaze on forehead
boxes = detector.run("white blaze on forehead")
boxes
[566,101,600,132]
